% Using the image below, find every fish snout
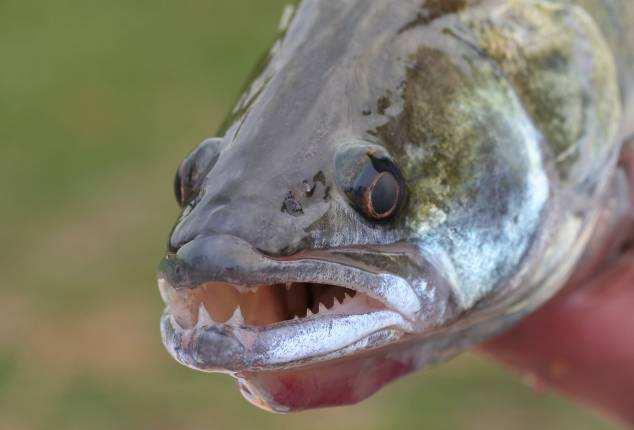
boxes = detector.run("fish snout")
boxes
[168,168,333,256]
[160,234,270,290]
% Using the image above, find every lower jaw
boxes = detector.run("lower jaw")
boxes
[162,314,417,412]
[236,344,417,412]
[160,308,412,374]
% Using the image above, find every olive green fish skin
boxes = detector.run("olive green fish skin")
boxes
[159,0,633,410]
[575,0,634,122]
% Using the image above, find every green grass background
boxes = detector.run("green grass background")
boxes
[0,1,618,429]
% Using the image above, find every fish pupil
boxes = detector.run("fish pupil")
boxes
[369,172,399,217]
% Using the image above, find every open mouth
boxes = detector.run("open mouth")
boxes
[156,235,462,411]
[156,235,445,373]
[160,281,387,330]
[159,276,414,373]
[155,235,487,411]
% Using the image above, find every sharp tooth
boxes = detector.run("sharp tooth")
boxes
[251,286,260,294]
[306,308,313,317]
[197,304,214,327]
[285,282,292,291]
[318,302,328,314]
[293,315,300,320]
[344,292,357,304]
[226,306,245,326]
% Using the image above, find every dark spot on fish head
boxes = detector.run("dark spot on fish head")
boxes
[377,95,392,115]
[282,191,304,217]
[313,171,326,185]
[281,172,332,217]
[323,186,331,201]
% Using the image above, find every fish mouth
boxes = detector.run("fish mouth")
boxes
[157,234,458,411]
[160,280,388,330]
[158,235,456,374]
[159,279,414,372]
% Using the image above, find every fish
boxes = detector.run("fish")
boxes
[157,0,634,412]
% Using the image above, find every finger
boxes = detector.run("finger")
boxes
[481,251,634,426]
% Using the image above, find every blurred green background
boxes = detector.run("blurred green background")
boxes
[0,1,617,429]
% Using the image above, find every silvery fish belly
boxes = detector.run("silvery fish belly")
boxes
[157,0,634,412]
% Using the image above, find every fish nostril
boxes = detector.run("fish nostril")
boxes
[168,166,333,255]
[281,191,304,216]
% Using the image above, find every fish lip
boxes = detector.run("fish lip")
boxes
[160,308,413,373]
[157,234,454,373]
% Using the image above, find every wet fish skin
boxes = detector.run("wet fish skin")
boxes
[158,0,633,412]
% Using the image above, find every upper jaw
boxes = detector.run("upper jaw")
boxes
[158,234,457,372]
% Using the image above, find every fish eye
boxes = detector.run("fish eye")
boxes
[174,137,223,207]
[365,170,400,219]
[335,143,405,221]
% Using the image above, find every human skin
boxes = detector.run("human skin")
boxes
[483,143,634,426]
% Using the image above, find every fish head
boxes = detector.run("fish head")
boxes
[158,0,551,412]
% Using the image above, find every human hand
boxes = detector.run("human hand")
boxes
[482,141,634,426]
